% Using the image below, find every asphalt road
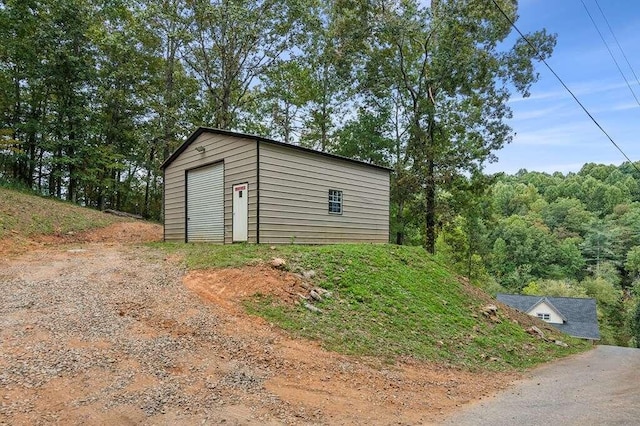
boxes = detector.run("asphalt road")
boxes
[442,345,640,426]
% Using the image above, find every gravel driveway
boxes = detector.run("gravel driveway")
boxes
[0,232,517,425]
[442,345,640,425]
[0,243,301,424]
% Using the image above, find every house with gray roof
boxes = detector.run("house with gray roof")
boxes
[496,294,600,341]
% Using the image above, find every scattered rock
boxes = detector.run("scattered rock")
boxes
[270,258,286,269]
[303,302,323,313]
[302,270,316,279]
[269,246,276,250]
[526,326,545,339]
[555,340,568,347]
[480,304,501,323]
[481,304,498,316]
[67,249,86,253]
[309,289,323,302]
[315,287,333,298]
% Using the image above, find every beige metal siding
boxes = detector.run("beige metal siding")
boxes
[259,143,390,244]
[164,133,257,243]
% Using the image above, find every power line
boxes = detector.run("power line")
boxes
[593,0,640,91]
[581,0,640,108]
[488,0,640,173]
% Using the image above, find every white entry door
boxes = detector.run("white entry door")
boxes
[232,183,248,242]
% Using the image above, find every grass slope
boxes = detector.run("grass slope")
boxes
[0,187,124,240]
[163,243,590,371]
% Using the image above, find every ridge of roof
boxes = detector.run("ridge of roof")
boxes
[161,127,393,171]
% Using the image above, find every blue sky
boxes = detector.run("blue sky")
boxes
[485,0,640,175]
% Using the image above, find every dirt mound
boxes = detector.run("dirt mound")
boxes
[184,266,307,313]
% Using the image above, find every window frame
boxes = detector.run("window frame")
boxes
[328,189,343,215]
[536,313,550,321]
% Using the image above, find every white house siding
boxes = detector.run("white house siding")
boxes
[163,133,257,243]
[528,301,564,324]
[258,142,390,244]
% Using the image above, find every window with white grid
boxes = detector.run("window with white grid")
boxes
[328,189,342,214]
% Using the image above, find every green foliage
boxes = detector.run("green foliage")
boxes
[492,181,542,217]
[163,242,589,370]
[541,197,592,238]
[488,215,584,291]
[632,301,640,348]
[626,247,640,277]
[522,280,586,298]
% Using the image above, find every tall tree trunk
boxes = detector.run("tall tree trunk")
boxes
[115,169,121,210]
[396,200,404,245]
[163,35,176,161]
[143,145,155,218]
[425,157,436,254]
[67,143,76,202]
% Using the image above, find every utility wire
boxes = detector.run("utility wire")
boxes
[489,0,640,173]
[581,0,640,108]
[594,0,640,91]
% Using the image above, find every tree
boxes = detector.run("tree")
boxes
[541,197,593,239]
[183,0,304,130]
[348,0,556,253]
[626,247,640,279]
[256,59,314,144]
[581,221,619,273]
[522,279,586,298]
[632,301,640,348]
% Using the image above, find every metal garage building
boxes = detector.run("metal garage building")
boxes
[161,127,390,244]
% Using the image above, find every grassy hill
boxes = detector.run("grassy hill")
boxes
[0,186,125,246]
[164,243,591,371]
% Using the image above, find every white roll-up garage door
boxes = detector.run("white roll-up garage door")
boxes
[187,163,224,242]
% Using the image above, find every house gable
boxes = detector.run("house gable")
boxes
[526,298,567,324]
[163,131,258,243]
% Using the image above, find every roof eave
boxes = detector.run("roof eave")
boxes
[161,127,393,172]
